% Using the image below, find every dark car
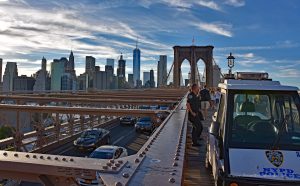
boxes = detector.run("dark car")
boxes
[135,117,155,133]
[120,116,136,125]
[73,128,110,151]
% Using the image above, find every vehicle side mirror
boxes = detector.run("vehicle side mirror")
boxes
[209,121,220,137]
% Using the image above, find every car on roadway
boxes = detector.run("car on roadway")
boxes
[135,117,155,133]
[120,116,137,125]
[205,72,300,186]
[77,145,128,185]
[73,128,110,151]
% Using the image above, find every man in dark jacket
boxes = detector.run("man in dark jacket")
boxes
[200,85,211,120]
[186,84,203,146]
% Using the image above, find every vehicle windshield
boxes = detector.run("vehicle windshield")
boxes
[89,151,113,159]
[81,130,99,139]
[229,91,300,150]
[139,117,151,122]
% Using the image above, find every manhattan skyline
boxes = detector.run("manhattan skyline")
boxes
[0,0,299,87]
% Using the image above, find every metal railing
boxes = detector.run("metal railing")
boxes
[0,93,188,186]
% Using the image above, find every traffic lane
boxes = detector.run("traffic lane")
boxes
[60,123,140,157]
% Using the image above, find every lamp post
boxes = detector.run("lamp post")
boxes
[227,52,235,76]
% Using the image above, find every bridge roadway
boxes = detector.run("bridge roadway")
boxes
[20,121,151,186]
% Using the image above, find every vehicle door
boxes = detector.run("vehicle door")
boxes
[209,93,226,179]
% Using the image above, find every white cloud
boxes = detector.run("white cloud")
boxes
[235,53,254,58]
[197,0,222,11]
[273,69,300,78]
[224,0,245,7]
[194,22,233,37]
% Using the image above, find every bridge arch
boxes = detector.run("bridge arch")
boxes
[173,45,214,87]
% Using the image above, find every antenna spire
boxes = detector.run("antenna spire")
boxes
[192,36,195,46]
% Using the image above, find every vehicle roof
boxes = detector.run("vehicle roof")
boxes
[94,145,122,152]
[219,79,299,91]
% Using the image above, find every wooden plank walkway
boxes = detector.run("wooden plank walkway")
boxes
[183,109,215,186]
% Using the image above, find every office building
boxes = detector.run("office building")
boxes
[133,45,140,86]
[95,71,107,90]
[41,56,47,72]
[77,73,87,90]
[34,57,51,91]
[3,62,18,92]
[61,73,73,90]
[157,55,167,87]
[68,50,75,71]
[150,69,155,88]
[50,59,65,91]
[86,56,96,73]
[143,72,150,86]
[106,58,114,70]
[13,75,35,91]
[128,74,134,88]
[117,54,126,78]
[105,65,114,89]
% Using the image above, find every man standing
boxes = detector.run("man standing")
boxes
[186,84,203,146]
[200,85,211,120]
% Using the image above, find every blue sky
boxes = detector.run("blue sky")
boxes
[0,0,299,87]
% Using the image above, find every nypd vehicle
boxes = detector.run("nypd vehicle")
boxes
[205,72,300,186]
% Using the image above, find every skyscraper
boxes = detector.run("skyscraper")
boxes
[41,56,47,72]
[3,62,18,92]
[117,54,126,89]
[106,58,114,70]
[95,71,107,90]
[117,54,126,78]
[133,44,140,86]
[105,65,114,89]
[143,72,150,86]
[69,50,74,70]
[0,58,2,83]
[85,56,96,73]
[128,74,134,88]
[157,55,167,87]
[34,57,51,91]
[50,59,65,91]
[150,69,155,88]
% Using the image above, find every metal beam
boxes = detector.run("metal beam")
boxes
[0,104,169,117]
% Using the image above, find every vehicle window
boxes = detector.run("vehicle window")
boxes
[81,131,99,139]
[89,151,113,159]
[230,91,300,150]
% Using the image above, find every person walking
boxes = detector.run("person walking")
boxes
[186,84,203,146]
[200,85,211,120]
[210,89,216,110]
[215,88,221,108]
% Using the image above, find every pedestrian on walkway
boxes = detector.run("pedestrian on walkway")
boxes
[210,89,216,110]
[200,85,211,120]
[186,84,203,146]
[215,88,221,108]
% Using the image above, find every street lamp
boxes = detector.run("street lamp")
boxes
[227,52,235,76]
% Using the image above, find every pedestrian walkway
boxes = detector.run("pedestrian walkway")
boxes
[183,109,215,186]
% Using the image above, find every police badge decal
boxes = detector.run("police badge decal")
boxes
[265,150,284,167]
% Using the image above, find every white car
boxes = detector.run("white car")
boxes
[78,145,128,186]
